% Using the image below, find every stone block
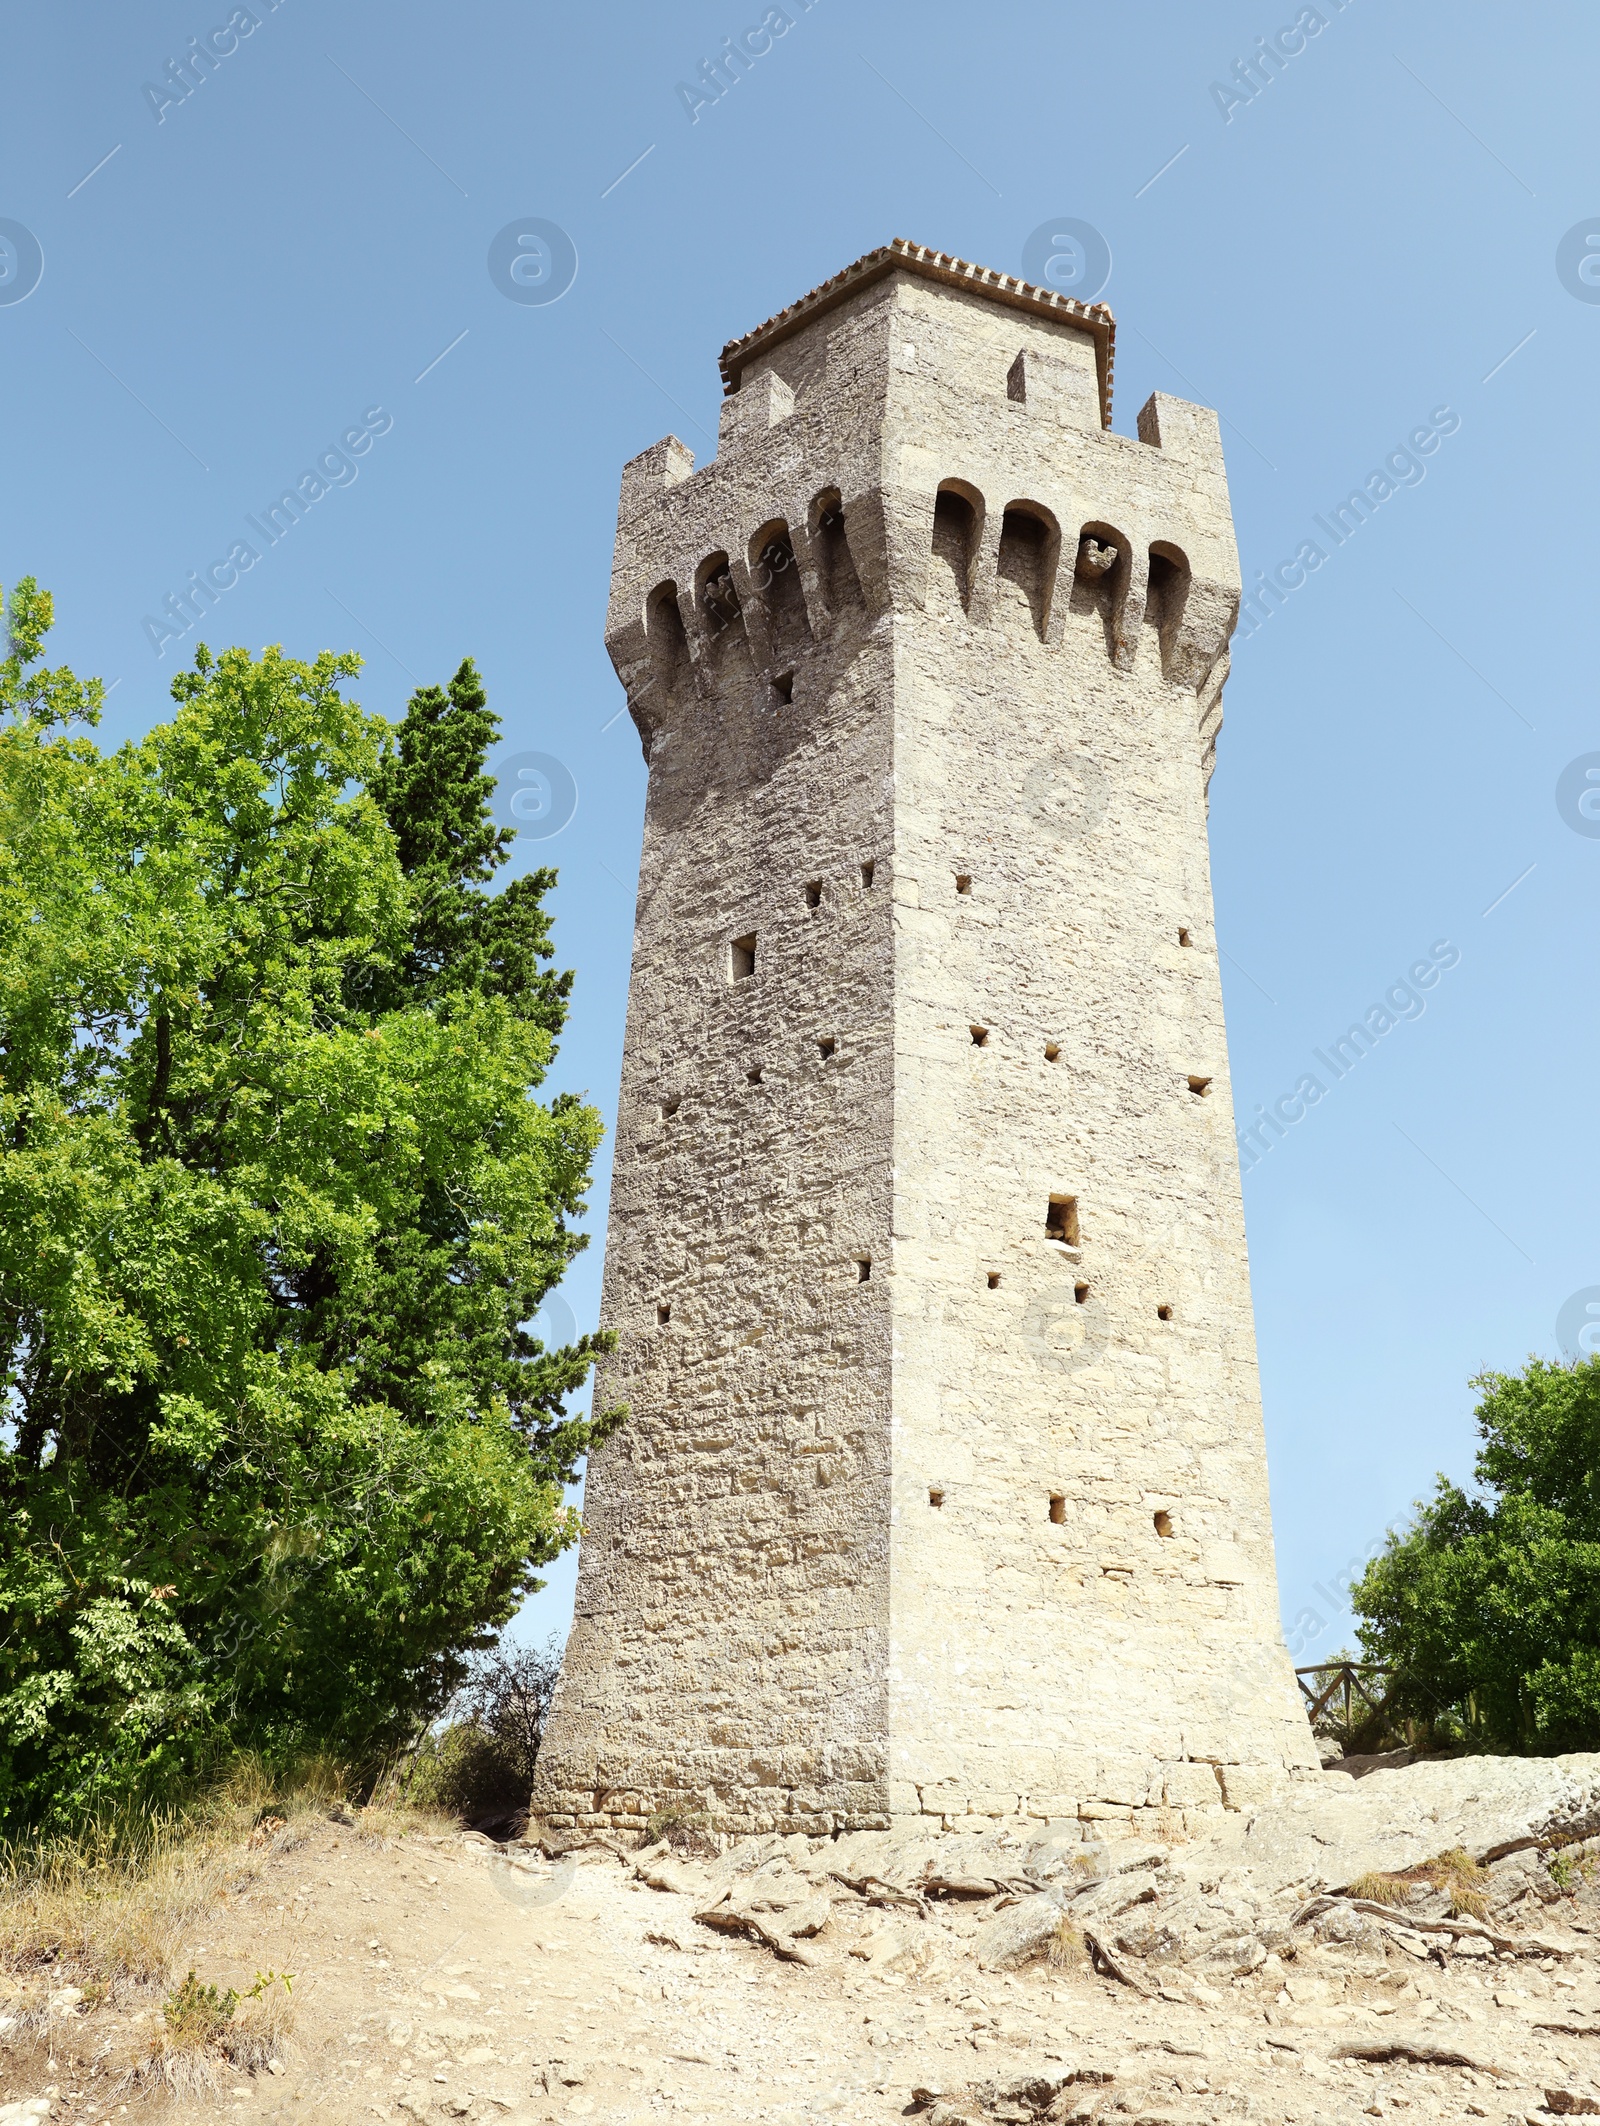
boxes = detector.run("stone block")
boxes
[618,434,694,518]
[967,1790,1021,1818]
[1026,1795,1082,1821]
[1157,1762,1223,1809]
[1096,1759,1152,1807]
[920,1785,967,1816]
[1217,1764,1287,1812]
[716,366,794,455]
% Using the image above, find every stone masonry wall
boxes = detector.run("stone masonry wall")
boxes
[531,253,1316,1841]
[878,275,1316,1835]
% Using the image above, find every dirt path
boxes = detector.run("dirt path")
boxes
[8,1806,1600,2125]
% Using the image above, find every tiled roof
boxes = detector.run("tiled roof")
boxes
[717,238,1115,428]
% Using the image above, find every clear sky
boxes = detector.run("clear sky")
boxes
[4,1,1594,1665]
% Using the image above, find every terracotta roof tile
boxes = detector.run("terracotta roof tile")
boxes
[717,238,1115,427]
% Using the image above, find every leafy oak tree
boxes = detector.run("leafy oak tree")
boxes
[0,580,612,1830]
[1353,1354,1600,1752]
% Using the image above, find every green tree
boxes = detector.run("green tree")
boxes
[0,580,612,1829]
[1353,1353,1600,1752]
[359,656,570,1029]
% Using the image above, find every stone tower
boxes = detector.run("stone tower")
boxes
[533,242,1317,1840]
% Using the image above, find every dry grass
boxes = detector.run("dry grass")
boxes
[222,1972,297,2073]
[642,1802,719,1857]
[0,1817,244,1991]
[1422,1847,1490,1921]
[0,1756,345,1989]
[1347,1871,1410,1908]
[351,1789,454,1848]
[1347,1847,1489,1922]
[0,1753,453,2098]
[1046,1919,1090,1970]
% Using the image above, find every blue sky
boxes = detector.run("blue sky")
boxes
[3,1,1594,1662]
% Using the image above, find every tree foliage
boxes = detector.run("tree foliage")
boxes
[0,581,611,1829]
[1353,1354,1600,1752]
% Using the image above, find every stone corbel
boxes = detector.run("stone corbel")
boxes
[839,485,895,616]
[967,506,1004,627]
[1166,577,1236,692]
[1112,545,1148,673]
[605,604,651,706]
[680,574,722,704]
[605,607,657,753]
[726,550,775,675]
[787,505,832,642]
[1041,529,1069,648]
[1197,646,1230,800]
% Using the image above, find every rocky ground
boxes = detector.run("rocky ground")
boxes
[9,1752,1600,2125]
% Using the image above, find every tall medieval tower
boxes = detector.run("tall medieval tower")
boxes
[533,242,1317,1839]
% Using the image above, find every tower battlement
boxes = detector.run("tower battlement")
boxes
[534,245,1314,1842]
[607,239,1238,789]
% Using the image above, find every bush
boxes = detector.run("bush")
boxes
[458,1639,563,1792]
[402,1637,562,1827]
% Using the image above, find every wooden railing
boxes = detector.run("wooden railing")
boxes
[1295,1660,1393,1731]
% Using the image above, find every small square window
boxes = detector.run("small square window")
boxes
[1048,1496,1066,1525]
[1074,1282,1089,1304]
[929,1488,945,1508]
[1044,1042,1061,1062]
[856,1257,871,1282]
[818,1036,836,1060]
[1187,1075,1212,1097]
[657,1303,671,1326]
[747,1066,764,1085]
[986,1271,1001,1290]
[970,1025,989,1047]
[955,874,972,896]
[1178,928,1193,947]
[860,860,875,888]
[1046,1195,1080,1246]
[730,934,756,981]
[773,670,794,704]
[804,880,822,909]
